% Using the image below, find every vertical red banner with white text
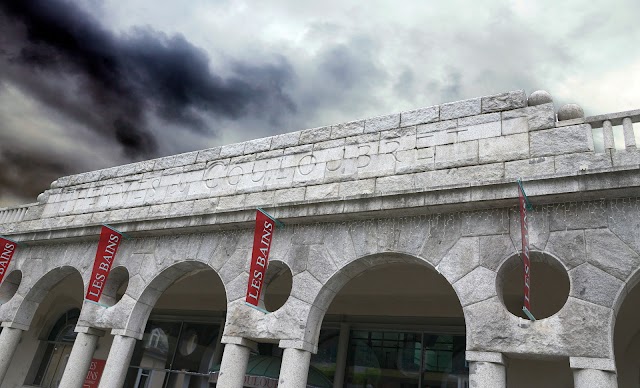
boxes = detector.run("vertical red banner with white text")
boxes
[83,358,106,387]
[518,186,531,314]
[245,210,276,307]
[86,226,122,303]
[0,237,18,284]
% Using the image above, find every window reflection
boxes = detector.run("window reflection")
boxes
[310,329,340,382]
[124,320,220,388]
[345,330,468,388]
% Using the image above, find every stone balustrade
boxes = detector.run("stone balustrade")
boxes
[586,109,640,151]
[0,204,35,224]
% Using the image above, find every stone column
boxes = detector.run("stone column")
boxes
[98,334,138,388]
[216,337,256,388]
[58,327,104,388]
[570,357,618,388]
[0,326,23,384]
[603,120,615,152]
[622,117,636,149]
[279,347,312,388]
[466,351,507,388]
[333,323,350,388]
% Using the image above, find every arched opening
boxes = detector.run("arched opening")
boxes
[614,275,640,387]
[29,309,81,387]
[263,260,293,312]
[98,266,129,307]
[122,261,227,388]
[0,270,21,304]
[312,254,467,388]
[497,252,570,320]
[8,267,85,388]
[497,252,573,386]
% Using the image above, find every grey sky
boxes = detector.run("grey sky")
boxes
[1,0,639,206]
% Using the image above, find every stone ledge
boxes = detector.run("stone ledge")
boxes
[111,328,145,340]
[221,336,259,352]
[0,321,30,331]
[279,339,318,353]
[3,167,639,244]
[466,351,506,365]
[569,356,616,372]
[75,326,106,336]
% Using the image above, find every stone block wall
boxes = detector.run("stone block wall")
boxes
[5,89,638,236]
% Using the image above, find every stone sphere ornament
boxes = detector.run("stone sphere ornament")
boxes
[557,103,584,121]
[528,90,553,106]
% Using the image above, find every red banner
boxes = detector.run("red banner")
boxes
[518,185,531,315]
[86,226,122,303]
[83,358,106,387]
[0,237,18,284]
[246,210,276,307]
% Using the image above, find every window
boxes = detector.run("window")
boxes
[124,320,221,388]
[345,330,468,388]
[29,309,80,387]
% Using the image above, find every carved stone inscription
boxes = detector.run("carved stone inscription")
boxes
[42,129,442,216]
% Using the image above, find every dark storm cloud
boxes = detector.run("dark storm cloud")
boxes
[0,0,296,204]
[0,0,296,152]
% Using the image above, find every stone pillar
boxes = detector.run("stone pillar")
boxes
[622,117,636,149]
[0,326,23,384]
[466,351,507,388]
[333,323,350,388]
[58,327,103,388]
[98,334,138,388]
[570,357,618,388]
[603,120,615,152]
[279,347,312,388]
[216,337,256,388]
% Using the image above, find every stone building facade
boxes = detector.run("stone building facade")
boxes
[0,90,639,388]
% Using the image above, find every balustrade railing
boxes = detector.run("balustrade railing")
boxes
[587,109,640,153]
[0,203,36,224]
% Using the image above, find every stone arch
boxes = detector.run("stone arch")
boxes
[117,260,227,339]
[612,267,640,386]
[306,251,467,348]
[0,265,84,329]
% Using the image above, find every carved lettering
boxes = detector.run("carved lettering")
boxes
[357,145,372,168]
[227,166,244,185]
[145,178,161,198]
[204,162,227,189]
[383,140,401,162]
[326,159,343,171]
[297,154,316,175]
[251,170,266,182]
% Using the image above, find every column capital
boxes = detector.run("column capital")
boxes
[466,351,507,365]
[110,328,144,340]
[570,357,616,372]
[75,326,106,336]
[221,336,258,352]
[1,321,28,331]
[279,339,317,354]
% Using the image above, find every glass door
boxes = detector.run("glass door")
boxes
[40,343,72,388]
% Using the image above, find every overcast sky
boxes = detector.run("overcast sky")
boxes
[1,0,639,206]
